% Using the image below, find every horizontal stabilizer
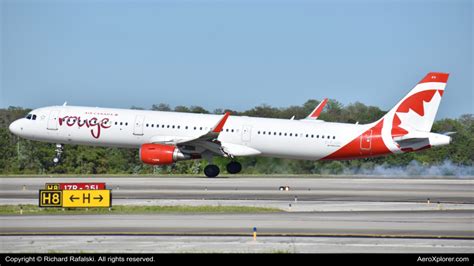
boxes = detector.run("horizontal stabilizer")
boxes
[394,131,451,151]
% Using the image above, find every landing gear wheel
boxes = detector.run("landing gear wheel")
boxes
[53,144,64,165]
[204,164,220,178]
[226,161,242,174]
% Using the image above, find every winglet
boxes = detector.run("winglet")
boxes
[212,112,230,133]
[306,98,328,119]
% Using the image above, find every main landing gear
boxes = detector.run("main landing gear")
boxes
[204,161,242,177]
[53,144,63,165]
[204,164,220,178]
[226,161,242,174]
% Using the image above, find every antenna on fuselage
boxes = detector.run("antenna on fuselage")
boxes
[63,101,68,106]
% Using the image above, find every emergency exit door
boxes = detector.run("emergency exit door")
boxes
[133,115,145,135]
[241,125,252,143]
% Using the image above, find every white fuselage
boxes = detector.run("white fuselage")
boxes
[9,105,371,160]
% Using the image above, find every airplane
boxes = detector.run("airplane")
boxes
[9,72,452,177]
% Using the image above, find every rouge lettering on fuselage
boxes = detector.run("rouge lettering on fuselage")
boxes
[59,116,111,139]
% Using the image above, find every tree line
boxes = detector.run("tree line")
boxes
[0,99,472,175]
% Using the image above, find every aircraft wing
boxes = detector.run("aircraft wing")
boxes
[150,112,233,156]
[178,112,230,144]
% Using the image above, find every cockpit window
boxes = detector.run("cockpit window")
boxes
[25,114,37,120]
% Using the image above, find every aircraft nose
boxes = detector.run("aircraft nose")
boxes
[9,120,23,136]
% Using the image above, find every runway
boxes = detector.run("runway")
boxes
[1,176,473,253]
[1,235,472,253]
[2,211,473,238]
[1,176,473,203]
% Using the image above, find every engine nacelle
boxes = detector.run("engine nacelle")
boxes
[139,143,189,165]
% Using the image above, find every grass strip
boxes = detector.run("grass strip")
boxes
[0,204,282,215]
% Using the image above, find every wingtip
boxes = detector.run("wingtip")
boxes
[212,112,231,133]
[308,98,328,119]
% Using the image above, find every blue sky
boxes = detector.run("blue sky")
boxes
[1,0,472,119]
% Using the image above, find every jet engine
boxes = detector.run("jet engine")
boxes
[139,143,190,165]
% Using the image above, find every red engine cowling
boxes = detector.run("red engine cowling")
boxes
[139,143,188,165]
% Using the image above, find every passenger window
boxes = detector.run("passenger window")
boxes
[120,122,123,126]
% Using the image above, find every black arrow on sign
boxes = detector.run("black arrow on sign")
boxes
[93,195,103,202]
[69,195,79,202]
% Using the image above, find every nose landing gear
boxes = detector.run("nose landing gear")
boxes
[53,144,63,165]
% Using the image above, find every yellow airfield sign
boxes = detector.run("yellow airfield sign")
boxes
[39,190,62,207]
[62,190,111,208]
[45,183,60,190]
[39,189,111,208]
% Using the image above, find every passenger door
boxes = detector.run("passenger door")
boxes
[47,110,60,130]
[360,130,372,154]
